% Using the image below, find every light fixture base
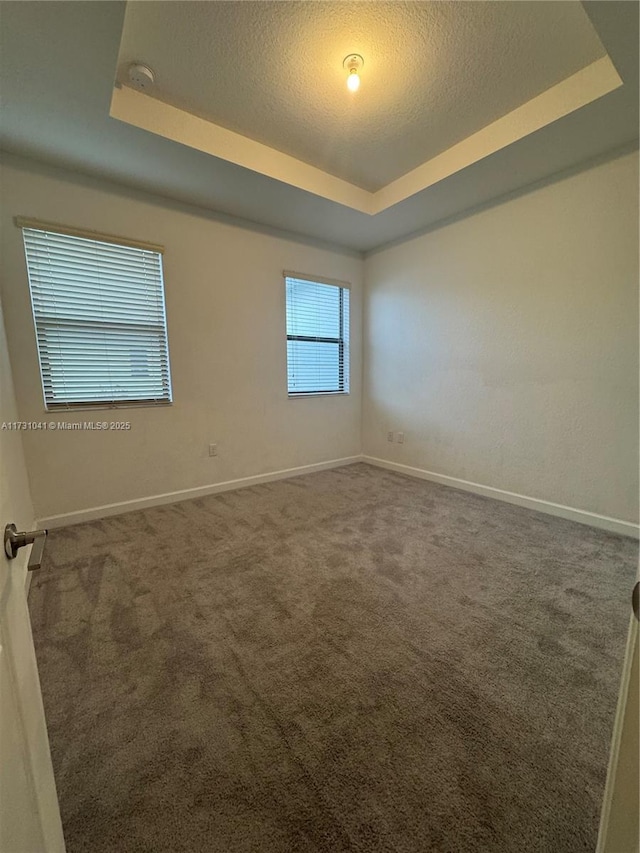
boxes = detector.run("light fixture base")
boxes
[343,54,364,74]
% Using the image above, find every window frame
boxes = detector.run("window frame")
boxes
[18,218,173,412]
[284,272,350,397]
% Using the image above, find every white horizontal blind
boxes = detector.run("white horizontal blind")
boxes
[22,227,172,409]
[285,276,349,394]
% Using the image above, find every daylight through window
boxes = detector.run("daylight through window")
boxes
[285,274,350,395]
[21,224,172,410]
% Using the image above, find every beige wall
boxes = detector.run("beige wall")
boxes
[0,156,362,520]
[363,151,639,523]
[2,151,637,526]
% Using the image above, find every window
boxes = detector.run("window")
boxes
[285,273,350,395]
[20,221,172,410]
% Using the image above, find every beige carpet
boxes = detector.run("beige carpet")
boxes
[29,463,637,852]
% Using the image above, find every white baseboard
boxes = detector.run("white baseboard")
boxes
[362,456,640,539]
[38,456,362,529]
[38,453,639,539]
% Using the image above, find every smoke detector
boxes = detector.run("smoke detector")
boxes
[127,63,155,92]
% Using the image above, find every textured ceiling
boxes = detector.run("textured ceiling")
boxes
[117,1,606,191]
[0,2,637,252]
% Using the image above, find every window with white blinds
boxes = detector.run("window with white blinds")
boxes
[21,225,172,410]
[285,274,350,395]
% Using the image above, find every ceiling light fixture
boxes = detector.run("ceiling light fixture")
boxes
[343,54,363,92]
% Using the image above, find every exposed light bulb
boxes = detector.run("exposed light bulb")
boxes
[343,54,363,93]
[347,70,360,92]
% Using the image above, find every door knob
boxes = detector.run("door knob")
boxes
[4,523,48,571]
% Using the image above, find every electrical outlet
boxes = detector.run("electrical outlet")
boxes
[208,443,218,457]
[397,432,405,444]
[387,431,394,442]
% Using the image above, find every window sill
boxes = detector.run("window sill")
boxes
[44,401,173,413]
[288,392,350,398]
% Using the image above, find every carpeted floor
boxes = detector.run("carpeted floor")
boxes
[29,463,637,853]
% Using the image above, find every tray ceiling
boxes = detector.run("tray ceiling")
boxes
[0,2,637,251]
[116,1,607,193]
